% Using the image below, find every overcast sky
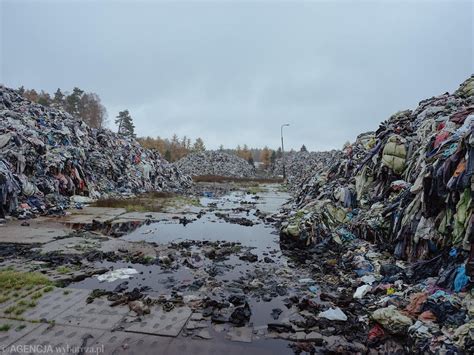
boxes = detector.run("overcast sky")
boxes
[1,0,473,151]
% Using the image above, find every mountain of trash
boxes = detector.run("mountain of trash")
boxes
[274,150,342,188]
[174,151,256,178]
[281,75,474,354]
[0,86,191,218]
[279,76,474,351]
[282,76,473,257]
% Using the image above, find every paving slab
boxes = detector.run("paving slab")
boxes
[193,329,212,340]
[71,207,128,217]
[0,318,41,348]
[124,306,192,337]
[0,259,36,274]
[35,236,103,254]
[0,225,68,244]
[54,297,129,330]
[18,288,90,322]
[94,331,173,355]
[166,337,279,355]
[0,283,46,313]
[227,326,253,343]
[7,324,105,354]
[117,212,178,221]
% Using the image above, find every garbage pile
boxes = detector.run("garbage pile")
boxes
[0,85,192,218]
[174,151,256,178]
[280,75,474,352]
[274,150,343,188]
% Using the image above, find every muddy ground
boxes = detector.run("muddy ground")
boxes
[0,182,402,354]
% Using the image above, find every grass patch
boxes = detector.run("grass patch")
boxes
[0,270,52,290]
[43,286,54,292]
[0,324,11,331]
[56,266,72,274]
[92,193,200,212]
[0,270,53,311]
[193,175,284,183]
[31,292,42,300]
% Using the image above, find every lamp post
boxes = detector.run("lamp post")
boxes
[281,123,290,180]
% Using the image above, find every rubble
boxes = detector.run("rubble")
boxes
[174,151,256,178]
[279,75,474,353]
[0,85,191,218]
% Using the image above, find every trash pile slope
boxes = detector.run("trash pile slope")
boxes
[274,150,343,188]
[0,86,191,218]
[174,151,256,178]
[278,76,474,352]
[282,75,474,258]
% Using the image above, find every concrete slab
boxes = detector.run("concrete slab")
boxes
[94,331,173,355]
[0,285,45,313]
[166,337,279,355]
[61,215,112,225]
[18,288,90,321]
[41,264,103,284]
[117,212,177,221]
[55,297,129,330]
[60,207,127,225]
[124,306,192,337]
[193,329,212,340]
[0,259,36,273]
[227,326,253,343]
[0,318,41,348]
[8,324,105,353]
[71,207,127,217]
[35,236,103,254]
[0,225,68,244]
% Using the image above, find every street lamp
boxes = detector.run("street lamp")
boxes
[281,123,290,180]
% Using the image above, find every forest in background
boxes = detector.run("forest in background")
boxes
[19,86,305,164]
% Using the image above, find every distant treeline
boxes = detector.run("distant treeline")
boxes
[18,86,107,129]
[17,86,307,164]
[138,135,296,165]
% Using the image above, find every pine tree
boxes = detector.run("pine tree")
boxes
[37,91,51,106]
[270,150,277,168]
[193,138,206,152]
[53,88,65,106]
[248,156,255,167]
[164,149,172,162]
[65,87,84,117]
[115,110,135,138]
[300,144,308,152]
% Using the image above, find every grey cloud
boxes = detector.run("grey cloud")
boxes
[1,0,472,151]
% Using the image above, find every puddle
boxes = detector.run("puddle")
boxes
[121,215,279,252]
[70,184,302,334]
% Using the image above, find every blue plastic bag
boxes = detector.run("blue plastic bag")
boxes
[454,264,468,292]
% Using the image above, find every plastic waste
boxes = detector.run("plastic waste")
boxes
[97,268,139,282]
[318,307,348,321]
[353,285,372,299]
[360,275,376,285]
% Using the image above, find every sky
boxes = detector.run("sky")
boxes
[1,0,473,151]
